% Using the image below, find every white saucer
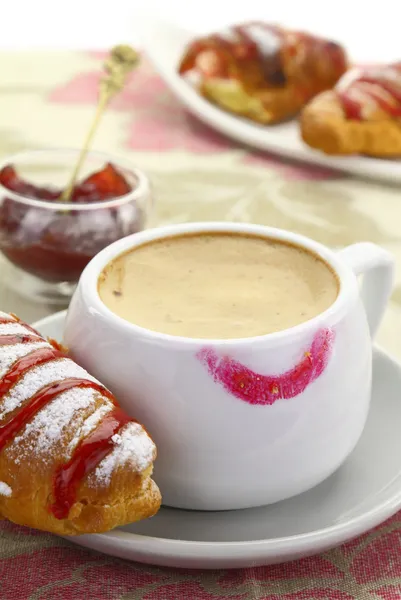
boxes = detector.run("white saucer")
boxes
[139,17,401,184]
[34,310,401,569]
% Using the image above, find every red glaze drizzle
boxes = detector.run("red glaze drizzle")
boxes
[0,347,64,400]
[338,64,401,120]
[179,22,346,92]
[0,316,137,520]
[0,378,113,452]
[337,91,363,120]
[0,334,42,346]
[51,407,133,519]
[180,23,285,85]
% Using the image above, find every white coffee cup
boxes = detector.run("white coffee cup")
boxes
[64,222,395,511]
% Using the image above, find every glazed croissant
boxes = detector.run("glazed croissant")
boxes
[178,21,348,124]
[0,311,161,535]
[301,62,401,156]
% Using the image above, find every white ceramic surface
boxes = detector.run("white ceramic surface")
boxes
[63,222,394,511]
[34,310,401,568]
[139,17,401,184]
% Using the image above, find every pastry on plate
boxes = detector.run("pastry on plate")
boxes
[301,62,401,156]
[178,22,348,124]
[0,311,161,535]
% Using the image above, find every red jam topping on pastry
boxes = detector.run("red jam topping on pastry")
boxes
[337,63,401,120]
[179,21,346,91]
[0,315,144,520]
[51,407,132,519]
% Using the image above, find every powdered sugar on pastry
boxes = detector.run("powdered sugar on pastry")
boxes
[0,313,160,528]
[0,481,12,497]
[11,387,100,461]
[243,23,280,55]
[217,27,241,43]
[90,422,156,487]
[0,311,15,321]
[0,358,99,420]
[0,322,40,337]
[0,341,49,379]
[336,67,363,92]
[68,401,114,452]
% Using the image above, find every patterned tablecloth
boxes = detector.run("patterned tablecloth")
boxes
[1,50,401,599]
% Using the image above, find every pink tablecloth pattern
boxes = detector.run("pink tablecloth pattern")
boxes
[1,50,401,599]
[2,513,401,599]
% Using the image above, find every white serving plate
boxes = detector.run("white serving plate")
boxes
[32,310,401,569]
[139,17,401,184]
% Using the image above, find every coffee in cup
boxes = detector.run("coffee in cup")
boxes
[98,232,339,339]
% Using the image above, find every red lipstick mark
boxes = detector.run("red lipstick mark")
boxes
[197,329,335,406]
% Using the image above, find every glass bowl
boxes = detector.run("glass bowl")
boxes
[0,149,152,305]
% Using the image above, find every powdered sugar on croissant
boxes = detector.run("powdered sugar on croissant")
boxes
[0,311,161,535]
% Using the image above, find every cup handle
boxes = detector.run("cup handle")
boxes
[337,243,395,339]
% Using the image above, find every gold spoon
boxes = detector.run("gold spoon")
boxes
[59,45,140,202]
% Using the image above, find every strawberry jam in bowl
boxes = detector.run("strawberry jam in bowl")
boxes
[0,149,152,304]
